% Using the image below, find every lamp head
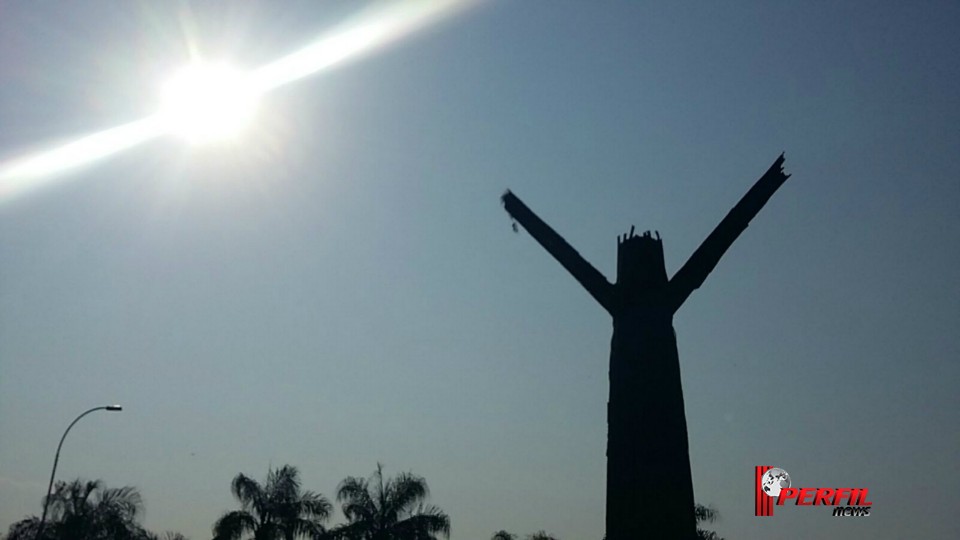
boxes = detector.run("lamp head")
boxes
[106,405,123,411]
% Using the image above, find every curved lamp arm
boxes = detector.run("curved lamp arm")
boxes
[36,405,122,539]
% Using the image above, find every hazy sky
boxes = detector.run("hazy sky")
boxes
[2,1,958,539]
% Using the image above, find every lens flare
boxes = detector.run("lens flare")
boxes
[0,0,476,202]
[0,117,164,200]
[158,64,260,143]
[249,0,466,93]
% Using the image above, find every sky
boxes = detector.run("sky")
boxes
[1,1,958,539]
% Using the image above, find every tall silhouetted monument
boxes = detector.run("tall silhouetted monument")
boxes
[502,154,791,540]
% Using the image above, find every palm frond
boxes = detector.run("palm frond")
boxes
[335,477,368,503]
[212,510,256,540]
[390,472,429,514]
[5,517,46,540]
[268,465,302,501]
[337,477,375,523]
[48,478,102,520]
[373,463,388,521]
[77,479,101,510]
[288,516,327,538]
[96,485,144,520]
[394,510,451,539]
[231,473,264,513]
[298,491,333,520]
[327,521,367,540]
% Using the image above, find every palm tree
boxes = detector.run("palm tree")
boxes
[5,478,149,540]
[331,463,450,540]
[525,532,557,540]
[213,465,332,540]
[490,532,515,540]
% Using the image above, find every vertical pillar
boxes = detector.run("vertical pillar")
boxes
[606,232,697,540]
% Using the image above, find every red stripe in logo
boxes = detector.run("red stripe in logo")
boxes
[755,465,773,516]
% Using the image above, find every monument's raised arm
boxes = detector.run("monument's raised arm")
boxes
[502,190,615,314]
[668,154,791,312]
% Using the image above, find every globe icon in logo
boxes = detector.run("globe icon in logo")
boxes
[760,468,791,497]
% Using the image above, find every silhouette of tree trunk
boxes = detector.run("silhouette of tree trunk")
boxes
[502,155,790,540]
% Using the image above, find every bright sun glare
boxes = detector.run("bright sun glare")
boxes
[158,63,260,144]
[0,0,473,200]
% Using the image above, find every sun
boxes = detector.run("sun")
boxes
[158,63,261,144]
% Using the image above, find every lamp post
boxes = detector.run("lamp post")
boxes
[35,404,122,539]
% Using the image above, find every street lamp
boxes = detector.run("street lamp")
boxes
[35,405,123,539]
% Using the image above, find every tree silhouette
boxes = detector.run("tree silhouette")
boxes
[5,478,149,540]
[213,465,331,540]
[490,532,515,540]
[694,504,724,540]
[331,463,450,540]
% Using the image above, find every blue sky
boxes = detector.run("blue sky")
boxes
[1,1,958,539]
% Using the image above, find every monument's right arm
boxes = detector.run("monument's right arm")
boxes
[667,154,791,312]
